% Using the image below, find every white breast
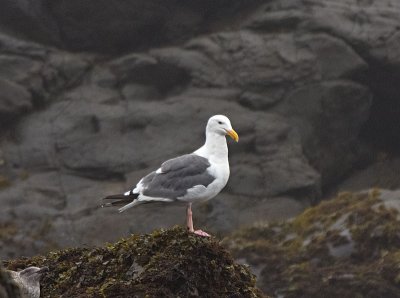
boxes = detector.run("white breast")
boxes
[178,158,230,203]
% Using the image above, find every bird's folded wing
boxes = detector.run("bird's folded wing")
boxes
[138,154,216,200]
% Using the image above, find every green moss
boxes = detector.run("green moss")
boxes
[4,226,264,297]
[224,189,400,297]
[0,175,10,190]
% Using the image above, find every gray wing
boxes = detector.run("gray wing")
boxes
[140,154,215,199]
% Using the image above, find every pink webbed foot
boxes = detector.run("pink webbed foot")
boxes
[193,229,211,237]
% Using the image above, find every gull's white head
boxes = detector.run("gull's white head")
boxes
[18,266,48,283]
[206,115,239,142]
[9,266,48,298]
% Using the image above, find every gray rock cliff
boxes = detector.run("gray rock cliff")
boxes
[0,0,399,258]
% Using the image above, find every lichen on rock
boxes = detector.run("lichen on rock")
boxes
[4,226,263,297]
[224,189,400,297]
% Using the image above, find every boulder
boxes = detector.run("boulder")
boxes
[0,79,32,122]
[224,189,400,297]
[4,227,264,297]
[0,0,262,53]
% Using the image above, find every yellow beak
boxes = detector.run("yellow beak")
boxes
[226,129,239,142]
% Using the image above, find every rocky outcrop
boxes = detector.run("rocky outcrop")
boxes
[4,227,263,297]
[224,189,400,297]
[0,0,263,53]
[1,0,400,258]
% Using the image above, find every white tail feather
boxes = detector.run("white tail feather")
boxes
[118,200,143,213]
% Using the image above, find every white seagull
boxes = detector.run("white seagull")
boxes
[102,115,239,236]
[8,266,49,298]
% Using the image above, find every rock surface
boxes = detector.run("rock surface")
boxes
[4,227,263,298]
[224,189,400,297]
[0,0,264,53]
[1,0,400,258]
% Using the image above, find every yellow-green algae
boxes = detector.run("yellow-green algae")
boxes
[0,175,10,190]
[4,226,264,298]
[223,190,400,297]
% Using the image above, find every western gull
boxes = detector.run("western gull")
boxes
[8,266,48,298]
[102,115,239,236]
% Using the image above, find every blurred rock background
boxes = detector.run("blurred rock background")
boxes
[0,0,399,259]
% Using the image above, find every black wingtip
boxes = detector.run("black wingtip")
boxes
[101,193,138,208]
[102,194,128,200]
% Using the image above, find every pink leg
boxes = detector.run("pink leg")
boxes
[194,229,211,237]
[186,203,211,237]
[186,203,194,232]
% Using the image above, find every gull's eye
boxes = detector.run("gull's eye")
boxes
[218,121,223,125]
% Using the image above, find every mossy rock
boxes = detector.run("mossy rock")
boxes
[4,226,264,297]
[224,189,400,298]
